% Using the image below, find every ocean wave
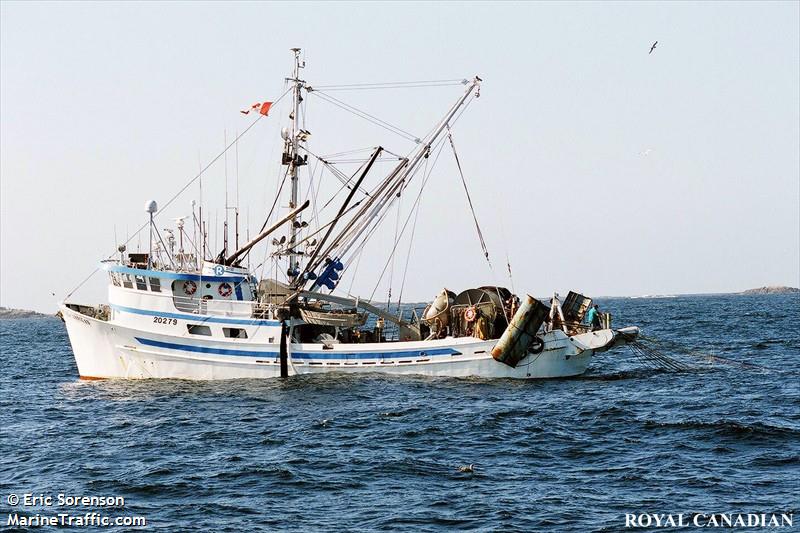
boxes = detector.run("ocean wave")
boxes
[641,419,800,439]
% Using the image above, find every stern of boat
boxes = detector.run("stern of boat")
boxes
[569,326,640,353]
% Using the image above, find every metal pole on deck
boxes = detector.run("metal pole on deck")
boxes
[145,200,158,269]
[148,212,153,269]
[279,322,289,378]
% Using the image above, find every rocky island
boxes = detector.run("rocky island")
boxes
[0,306,52,319]
[740,286,799,295]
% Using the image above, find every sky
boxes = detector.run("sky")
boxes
[1,1,798,312]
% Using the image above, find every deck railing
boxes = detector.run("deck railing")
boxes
[171,294,277,318]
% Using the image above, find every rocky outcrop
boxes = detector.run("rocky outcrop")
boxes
[0,306,51,319]
[740,286,800,295]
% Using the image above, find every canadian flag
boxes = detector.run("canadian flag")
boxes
[240,102,272,116]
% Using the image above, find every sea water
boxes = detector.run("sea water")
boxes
[1,294,798,531]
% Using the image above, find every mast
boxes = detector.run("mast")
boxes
[284,47,307,282]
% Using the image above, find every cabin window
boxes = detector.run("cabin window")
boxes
[134,275,147,291]
[223,327,248,339]
[121,274,133,289]
[149,277,161,292]
[110,273,121,287]
[187,324,212,336]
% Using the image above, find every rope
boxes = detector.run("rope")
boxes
[447,128,490,266]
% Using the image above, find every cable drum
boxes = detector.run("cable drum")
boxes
[450,287,507,338]
[421,289,455,338]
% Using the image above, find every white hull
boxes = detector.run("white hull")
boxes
[60,304,614,380]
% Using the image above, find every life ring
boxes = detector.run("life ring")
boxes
[218,282,233,298]
[528,336,545,355]
[464,306,477,322]
[183,280,197,295]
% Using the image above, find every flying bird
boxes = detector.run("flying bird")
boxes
[649,41,658,54]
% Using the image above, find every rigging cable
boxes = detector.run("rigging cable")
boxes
[302,82,480,294]
[311,78,467,90]
[309,158,322,234]
[447,128,490,266]
[303,146,374,196]
[386,185,403,310]
[340,130,452,289]
[313,82,468,92]
[364,135,450,301]
[396,156,428,310]
[350,86,477,267]
[323,88,478,266]
[64,85,293,299]
[308,89,420,143]
[64,110,276,300]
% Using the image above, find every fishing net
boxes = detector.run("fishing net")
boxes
[622,336,765,372]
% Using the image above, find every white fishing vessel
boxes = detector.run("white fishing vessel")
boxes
[60,49,639,380]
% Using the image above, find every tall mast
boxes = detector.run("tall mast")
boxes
[284,47,306,282]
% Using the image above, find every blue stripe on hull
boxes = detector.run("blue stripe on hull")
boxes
[136,337,276,357]
[112,304,281,326]
[134,337,461,360]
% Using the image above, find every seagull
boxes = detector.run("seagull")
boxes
[649,41,658,54]
[458,464,474,473]
[640,148,654,157]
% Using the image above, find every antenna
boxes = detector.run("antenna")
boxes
[174,215,189,270]
[235,130,240,250]
[223,130,229,258]
[198,153,205,263]
[145,200,158,269]
[191,200,198,270]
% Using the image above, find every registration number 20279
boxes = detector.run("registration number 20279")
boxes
[153,316,178,325]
